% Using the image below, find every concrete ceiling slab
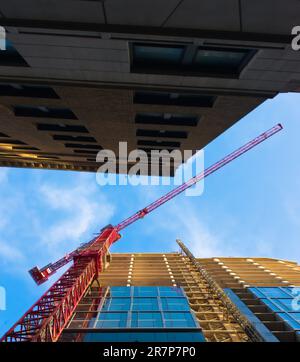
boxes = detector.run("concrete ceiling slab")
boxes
[162,0,241,31]
[241,0,300,35]
[0,0,105,23]
[105,0,180,26]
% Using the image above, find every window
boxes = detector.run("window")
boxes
[73,150,98,154]
[0,40,29,67]
[53,135,96,143]
[0,153,18,158]
[137,140,180,148]
[135,113,198,127]
[253,294,297,314]
[39,155,60,160]
[276,299,296,313]
[72,311,97,321]
[250,287,291,299]
[132,298,159,311]
[102,298,131,312]
[96,312,128,328]
[14,105,77,119]
[132,44,184,70]
[249,287,300,332]
[261,299,281,312]
[109,287,131,297]
[64,143,102,150]
[133,287,158,297]
[131,312,163,328]
[0,83,59,98]
[13,146,40,151]
[161,298,190,311]
[131,43,255,77]
[194,47,251,76]
[138,147,175,154]
[159,286,184,297]
[134,91,215,108]
[78,287,200,334]
[0,139,26,145]
[136,129,187,139]
[37,124,88,133]
[84,331,205,342]
[164,312,196,328]
[278,313,300,330]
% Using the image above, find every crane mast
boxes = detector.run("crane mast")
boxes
[0,123,282,342]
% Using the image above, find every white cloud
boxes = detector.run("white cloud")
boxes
[38,174,115,259]
[0,168,8,184]
[141,187,278,259]
[0,171,116,278]
[284,193,300,227]
[146,197,225,257]
[0,240,24,262]
[170,207,225,257]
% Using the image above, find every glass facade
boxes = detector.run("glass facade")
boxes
[85,331,204,342]
[131,42,254,77]
[135,113,199,127]
[132,44,185,67]
[0,83,59,98]
[133,91,215,108]
[14,105,78,119]
[194,48,249,73]
[75,286,205,342]
[89,286,197,329]
[249,287,300,331]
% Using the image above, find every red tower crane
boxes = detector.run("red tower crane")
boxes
[0,124,282,342]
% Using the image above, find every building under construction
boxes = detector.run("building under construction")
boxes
[59,248,300,343]
[1,124,300,343]
[0,2,299,343]
[3,244,300,343]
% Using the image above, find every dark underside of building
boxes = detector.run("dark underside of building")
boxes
[0,1,299,175]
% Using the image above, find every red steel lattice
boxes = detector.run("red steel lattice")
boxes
[0,124,283,342]
[1,227,120,342]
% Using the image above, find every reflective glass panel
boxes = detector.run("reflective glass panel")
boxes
[278,313,300,330]
[109,287,131,297]
[131,312,163,328]
[96,312,128,328]
[161,297,190,311]
[194,49,247,72]
[159,286,184,297]
[164,312,196,328]
[250,287,291,299]
[133,44,184,66]
[102,298,131,311]
[133,287,158,297]
[132,298,159,311]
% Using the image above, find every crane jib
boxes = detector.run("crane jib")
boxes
[2,123,282,343]
[29,124,282,284]
[115,123,282,231]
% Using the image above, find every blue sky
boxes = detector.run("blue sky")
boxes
[0,92,300,335]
